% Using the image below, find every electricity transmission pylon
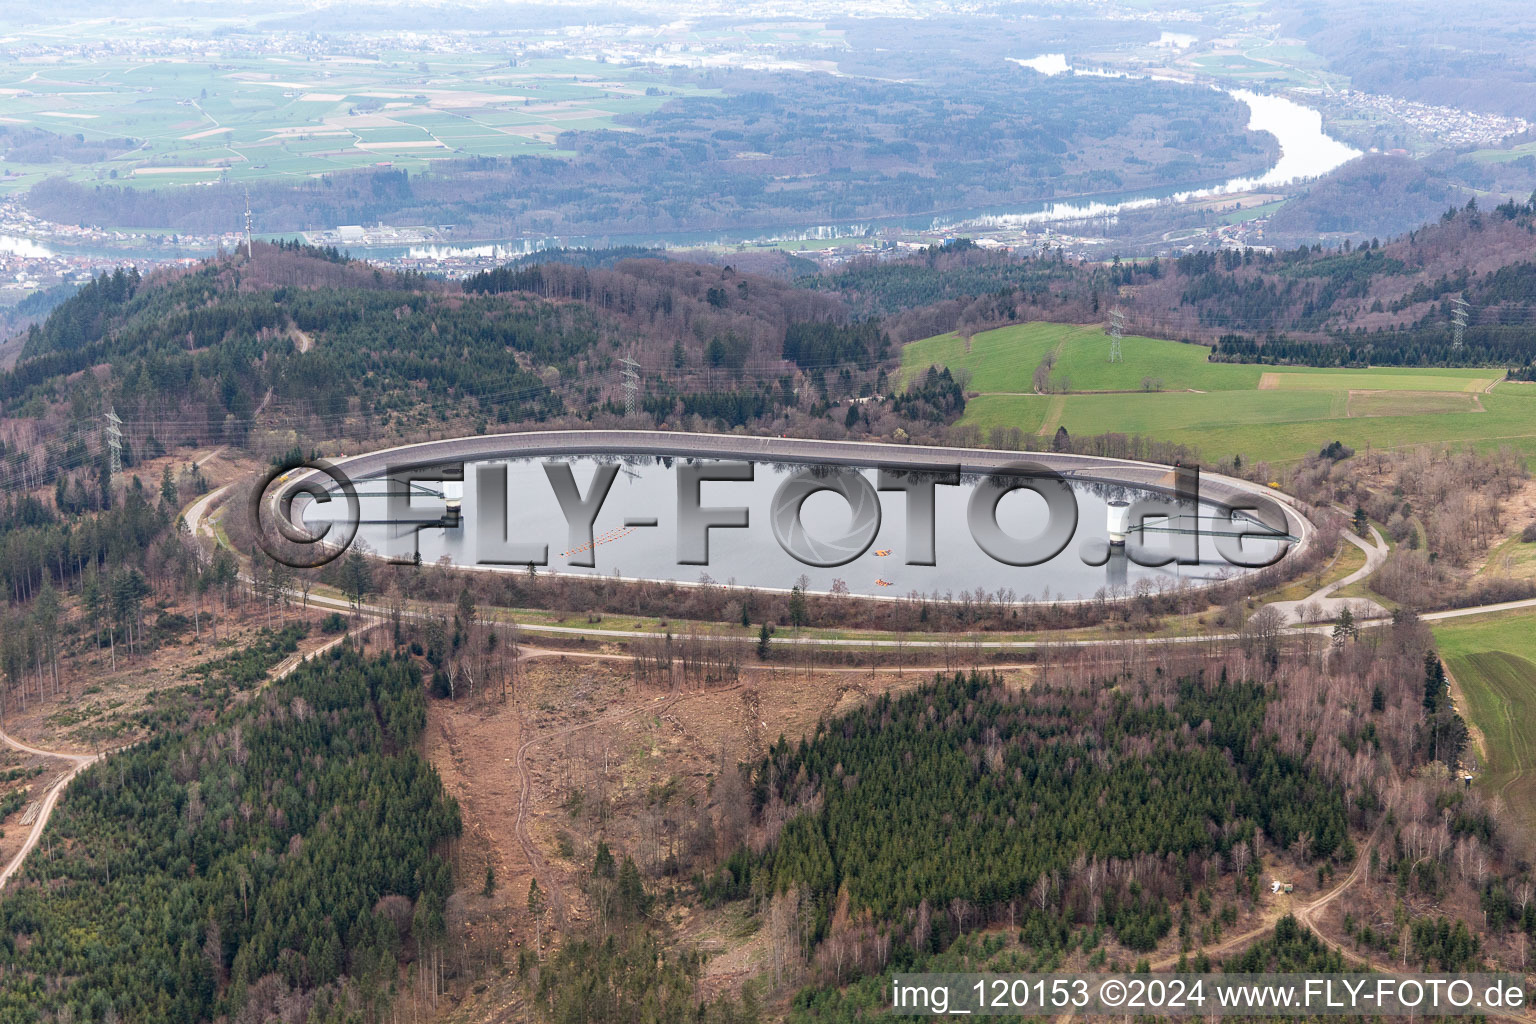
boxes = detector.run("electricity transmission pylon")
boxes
[1451,295,1469,350]
[1108,307,1125,363]
[104,407,123,477]
[620,357,641,417]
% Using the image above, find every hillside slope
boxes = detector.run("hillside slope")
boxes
[0,244,906,489]
[1117,200,1536,365]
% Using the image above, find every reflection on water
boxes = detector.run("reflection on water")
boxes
[0,234,54,258]
[1106,546,1130,590]
[1008,54,1070,76]
[407,241,541,260]
[315,456,1270,601]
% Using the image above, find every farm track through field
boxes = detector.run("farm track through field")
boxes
[1444,652,1536,810]
[1036,394,1067,434]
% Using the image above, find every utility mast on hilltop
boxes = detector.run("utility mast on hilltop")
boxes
[243,188,254,259]
[1451,295,1469,350]
[1108,307,1125,363]
[620,357,642,418]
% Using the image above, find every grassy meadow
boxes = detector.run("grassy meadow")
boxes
[1434,611,1536,842]
[901,321,1529,465]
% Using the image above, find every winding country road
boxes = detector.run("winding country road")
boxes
[1269,524,1389,626]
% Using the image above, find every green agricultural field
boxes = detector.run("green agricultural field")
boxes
[1193,54,1270,73]
[965,387,1536,465]
[1244,43,1329,66]
[1188,53,1308,87]
[898,322,1089,392]
[1050,333,1264,392]
[899,322,1263,393]
[0,53,717,194]
[1434,612,1536,842]
[966,389,1343,441]
[1179,39,1343,92]
[902,321,1532,464]
[1346,391,1482,417]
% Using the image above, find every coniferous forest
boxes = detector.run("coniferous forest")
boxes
[0,647,461,1024]
[750,670,1348,956]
